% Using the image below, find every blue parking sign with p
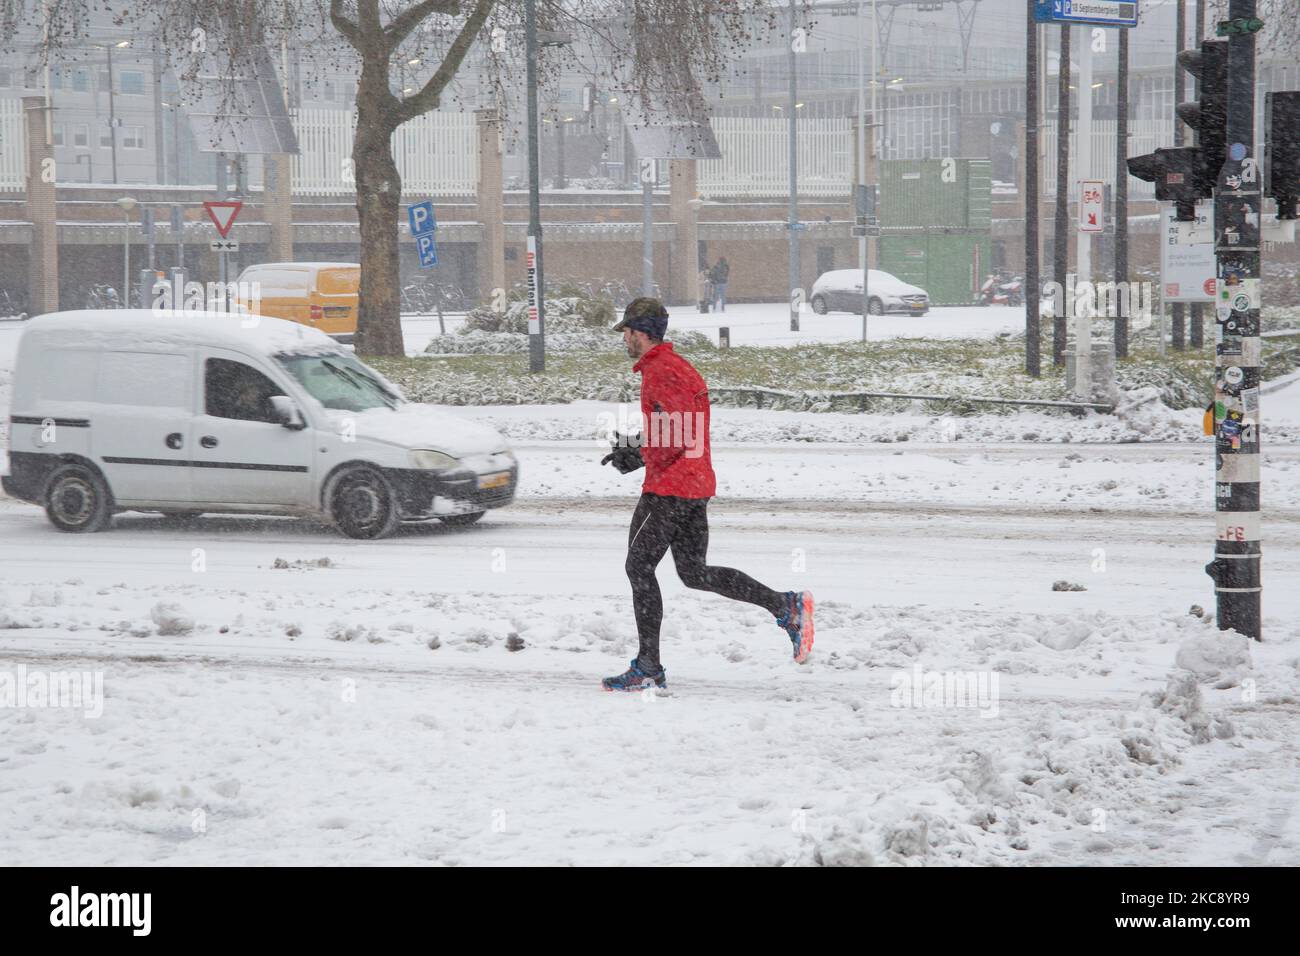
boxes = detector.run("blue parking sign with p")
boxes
[416,233,437,268]
[408,200,436,237]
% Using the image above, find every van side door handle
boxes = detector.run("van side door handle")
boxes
[200,435,219,449]
[165,433,183,450]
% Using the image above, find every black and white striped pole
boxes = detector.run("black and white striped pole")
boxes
[1205,0,1262,640]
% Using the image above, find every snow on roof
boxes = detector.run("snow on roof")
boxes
[22,310,342,355]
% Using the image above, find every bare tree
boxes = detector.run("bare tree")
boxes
[5,0,778,356]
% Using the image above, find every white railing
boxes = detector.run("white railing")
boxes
[0,99,27,192]
[1042,118,1174,200]
[291,108,478,197]
[700,117,851,199]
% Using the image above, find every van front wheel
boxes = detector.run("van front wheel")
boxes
[329,466,401,540]
[44,463,114,533]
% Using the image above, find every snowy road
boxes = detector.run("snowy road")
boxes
[3,458,1298,865]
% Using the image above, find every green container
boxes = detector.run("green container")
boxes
[878,231,991,306]
[880,159,992,230]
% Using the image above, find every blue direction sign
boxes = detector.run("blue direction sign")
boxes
[415,233,438,268]
[1034,0,1138,27]
[407,200,436,237]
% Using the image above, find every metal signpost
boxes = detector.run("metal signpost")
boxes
[1206,3,1263,639]
[203,200,242,286]
[1035,2,1136,402]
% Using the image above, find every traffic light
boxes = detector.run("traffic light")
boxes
[1265,91,1300,220]
[1127,147,1202,221]
[1175,39,1229,197]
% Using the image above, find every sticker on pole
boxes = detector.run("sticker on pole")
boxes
[1079,180,1105,234]
[203,201,242,238]
[526,236,541,335]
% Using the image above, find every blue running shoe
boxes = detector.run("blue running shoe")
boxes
[776,591,815,663]
[601,658,668,692]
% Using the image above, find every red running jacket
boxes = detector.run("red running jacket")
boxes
[633,342,716,498]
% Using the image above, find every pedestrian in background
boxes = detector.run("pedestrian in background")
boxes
[709,257,730,312]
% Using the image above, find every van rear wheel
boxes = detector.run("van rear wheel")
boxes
[44,463,114,533]
[330,466,401,540]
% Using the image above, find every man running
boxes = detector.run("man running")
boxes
[599,297,813,692]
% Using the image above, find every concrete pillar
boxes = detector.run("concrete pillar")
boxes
[474,108,506,306]
[668,159,699,307]
[24,96,58,314]
[265,153,294,262]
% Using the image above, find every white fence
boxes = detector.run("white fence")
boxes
[0,99,27,191]
[291,108,478,197]
[1042,118,1174,200]
[700,117,852,199]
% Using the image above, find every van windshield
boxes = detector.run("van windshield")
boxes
[276,352,400,412]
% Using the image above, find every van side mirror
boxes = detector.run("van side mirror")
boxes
[268,395,306,430]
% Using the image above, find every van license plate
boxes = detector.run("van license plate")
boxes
[477,471,510,490]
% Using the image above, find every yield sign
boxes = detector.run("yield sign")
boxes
[203,201,243,238]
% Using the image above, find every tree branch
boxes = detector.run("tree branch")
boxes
[385,0,461,50]
[329,0,361,47]
[395,0,494,124]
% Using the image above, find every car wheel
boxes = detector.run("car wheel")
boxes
[330,466,401,539]
[44,463,114,533]
[868,298,884,316]
[438,511,485,528]
[810,294,829,315]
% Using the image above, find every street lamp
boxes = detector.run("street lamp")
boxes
[116,196,137,308]
[92,40,131,185]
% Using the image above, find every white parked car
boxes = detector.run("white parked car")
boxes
[2,310,517,538]
[809,269,930,316]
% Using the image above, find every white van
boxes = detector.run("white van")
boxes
[2,310,517,538]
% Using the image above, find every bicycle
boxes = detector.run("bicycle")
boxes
[84,284,122,310]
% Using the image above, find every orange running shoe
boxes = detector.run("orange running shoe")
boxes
[778,591,814,663]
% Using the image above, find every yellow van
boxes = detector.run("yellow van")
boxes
[235,262,360,341]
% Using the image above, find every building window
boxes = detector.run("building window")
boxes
[100,126,114,148]
[122,126,144,149]
[72,124,89,148]
[71,69,89,93]
[0,68,10,87]
[52,123,64,147]
[119,71,145,95]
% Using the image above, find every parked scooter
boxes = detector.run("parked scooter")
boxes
[978,271,1024,307]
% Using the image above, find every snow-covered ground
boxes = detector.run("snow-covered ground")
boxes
[2,469,1298,865]
[399,304,1024,353]
[2,317,1298,866]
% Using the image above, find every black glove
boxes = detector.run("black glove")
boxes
[601,431,644,474]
